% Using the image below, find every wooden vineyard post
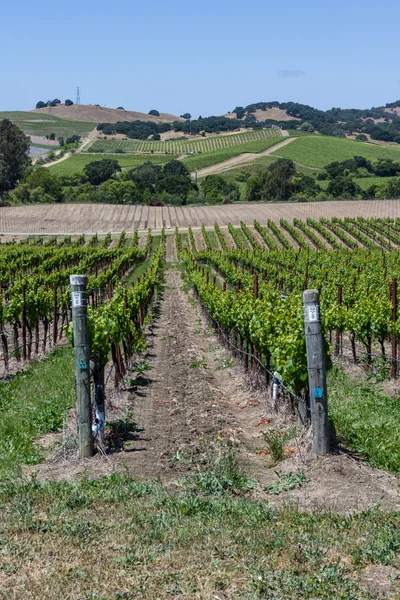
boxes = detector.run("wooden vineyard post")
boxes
[303,289,329,455]
[392,278,397,379]
[53,284,58,346]
[253,274,259,373]
[22,284,27,361]
[335,285,342,357]
[0,289,8,372]
[70,275,94,459]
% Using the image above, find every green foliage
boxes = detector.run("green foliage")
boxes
[329,368,400,472]
[0,348,75,476]
[49,153,176,176]
[301,122,314,132]
[201,174,239,204]
[246,158,297,202]
[12,168,63,203]
[0,119,30,194]
[265,471,309,494]
[84,158,121,185]
[262,430,285,462]
[91,128,282,158]
[274,135,400,168]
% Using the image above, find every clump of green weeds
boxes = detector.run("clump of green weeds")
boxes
[189,359,207,369]
[265,471,309,495]
[262,429,285,463]
[183,442,255,495]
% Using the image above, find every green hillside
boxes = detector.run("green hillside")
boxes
[273,135,400,168]
[0,111,95,138]
[89,128,282,155]
[48,153,178,176]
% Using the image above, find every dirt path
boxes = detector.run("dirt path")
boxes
[42,127,98,168]
[36,266,400,513]
[193,137,297,177]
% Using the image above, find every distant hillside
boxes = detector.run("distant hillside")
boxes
[32,104,183,124]
[224,107,297,122]
[227,100,400,143]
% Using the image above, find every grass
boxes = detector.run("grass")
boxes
[89,128,282,155]
[273,135,400,168]
[0,348,75,477]
[48,153,178,176]
[0,472,399,598]
[319,176,395,191]
[0,111,96,138]
[125,236,161,285]
[182,137,285,171]
[329,367,400,472]
[204,229,220,249]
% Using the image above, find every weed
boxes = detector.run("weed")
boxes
[265,471,310,495]
[189,359,207,369]
[168,450,185,464]
[216,358,236,370]
[134,361,151,372]
[329,367,400,472]
[184,443,255,495]
[262,429,285,463]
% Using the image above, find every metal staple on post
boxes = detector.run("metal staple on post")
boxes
[70,274,94,458]
[303,289,329,455]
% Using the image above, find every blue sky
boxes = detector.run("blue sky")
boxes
[2,0,400,115]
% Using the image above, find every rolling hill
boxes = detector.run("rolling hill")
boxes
[32,104,182,124]
[272,135,400,168]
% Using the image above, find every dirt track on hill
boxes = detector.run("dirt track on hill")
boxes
[3,200,400,235]
[193,135,294,177]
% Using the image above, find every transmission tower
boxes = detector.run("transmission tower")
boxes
[76,87,81,105]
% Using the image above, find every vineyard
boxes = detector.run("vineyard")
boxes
[273,134,400,168]
[176,217,400,470]
[2,217,400,598]
[90,128,283,155]
[0,230,164,475]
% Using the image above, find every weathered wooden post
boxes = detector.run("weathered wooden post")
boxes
[53,284,58,345]
[303,289,329,455]
[392,278,397,379]
[335,285,342,357]
[22,284,27,361]
[70,275,93,458]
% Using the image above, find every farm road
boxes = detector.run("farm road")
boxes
[193,135,295,177]
[42,127,98,168]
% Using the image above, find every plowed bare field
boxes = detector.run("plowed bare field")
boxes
[2,200,400,234]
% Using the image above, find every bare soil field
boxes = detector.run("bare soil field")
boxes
[32,104,182,124]
[3,200,400,234]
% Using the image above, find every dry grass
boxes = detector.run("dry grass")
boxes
[32,104,182,124]
[224,107,298,122]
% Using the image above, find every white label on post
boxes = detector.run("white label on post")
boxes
[72,291,84,307]
[307,304,319,322]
